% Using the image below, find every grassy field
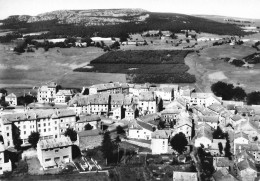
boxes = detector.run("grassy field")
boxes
[75,50,195,84]
[0,44,126,92]
[185,44,260,93]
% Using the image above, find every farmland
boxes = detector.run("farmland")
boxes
[74,50,196,84]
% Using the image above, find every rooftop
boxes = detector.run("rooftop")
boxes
[151,130,169,139]
[6,93,16,98]
[38,137,72,150]
[77,114,101,123]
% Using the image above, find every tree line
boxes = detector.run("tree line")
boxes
[211,81,260,105]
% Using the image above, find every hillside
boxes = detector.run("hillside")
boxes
[0,9,249,37]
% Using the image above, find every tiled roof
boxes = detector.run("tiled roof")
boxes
[231,114,243,121]
[89,82,121,91]
[69,93,110,106]
[161,109,180,114]
[207,103,225,113]
[110,94,125,105]
[215,157,230,167]
[139,91,155,101]
[6,93,16,98]
[136,120,155,132]
[139,113,160,123]
[191,92,214,99]
[77,114,101,123]
[237,158,257,171]
[1,109,75,124]
[198,116,219,123]
[151,130,169,139]
[236,150,255,163]
[196,124,214,140]
[38,137,72,149]
[56,89,72,96]
[213,168,238,181]
[234,132,249,140]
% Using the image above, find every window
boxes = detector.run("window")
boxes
[44,123,46,127]
[44,129,46,132]
[55,127,57,130]
[24,131,26,135]
[55,150,59,153]
[6,127,9,131]
[55,121,57,124]
[45,158,51,162]
[61,120,63,123]
[48,123,50,126]
[48,128,51,131]
[55,135,57,138]
[39,129,41,133]
[38,124,40,127]
[23,125,26,129]
[63,155,69,159]
[7,133,9,137]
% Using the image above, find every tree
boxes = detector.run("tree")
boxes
[170,132,188,154]
[101,132,115,163]
[232,87,247,101]
[12,125,22,150]
[116,125,125,134]
[84,123,93,131]
[247,91,260,105]
[0,88,7,95]
[28,131,40,148]
[211,81,234,100]
[158,120,166,130]
[213,126,226,139]
[218,142,223,155]
[64,128,77,142]
[224,135,232,159]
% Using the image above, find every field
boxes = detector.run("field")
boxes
[0,44,126,94]
[185,44,260,92]
[74,50,196,84]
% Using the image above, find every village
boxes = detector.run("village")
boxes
[0,81,259,180]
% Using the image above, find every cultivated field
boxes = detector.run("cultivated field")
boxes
[75,50,195,84]
[0,44,126,92]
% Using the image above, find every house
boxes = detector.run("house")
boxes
[138,92,157,115]
[75,114,101,132]
[128,119,155,140]
[237,158,257,181]
[161,109,180,127]
[173,114,193,141]
[209,139,226,156]
[178,86,195,98]
[172,171,198,181]
[190,93,222,107]
[129,83,150,96]
[37,82,57,103]
[55,90,73,104]
[213,157,230,171]
[194,123,214,148]
[234,132,249,145]
[150,87,174,101]
[0,143,12,175]
[86,82,123,95]
[0,109,76,147]
[213,168,238,181]
[37,137,73,170]
[234,143,260,162]
[236,150,255,164]
[5,93,17,106]
[151,130,169,154]
[68,93,110,116]
[235,119,260,141]
[198,116,219,129]
[125,106,137,120]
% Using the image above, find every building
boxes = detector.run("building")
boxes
[237,158,257,181]
[86,82,124,95]
[173,115,193,141]
[194,123,214,148]
[161,109,180,127]
[173,171,198,181]
[128,119,155,140]
[37,82,57,103]
[212,168,238,181]
[213,157,230,171]
[0,143,12,174]
[75,114,101,132]
[5,93,17,106]
[209,139,226,156]
[37,137,72,170]
[129,84,150,96]
[0,109,76,147]
[151,87,174,101]
[190,93,222,107]
[198,116,219,129]
[55,90,73,104]
[151,130,169,154]
[125,106,137,120]
[138,91,157,116]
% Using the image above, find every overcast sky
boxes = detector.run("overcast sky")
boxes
[0,0,260,20]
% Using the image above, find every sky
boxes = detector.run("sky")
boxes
[0,0,260,20]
